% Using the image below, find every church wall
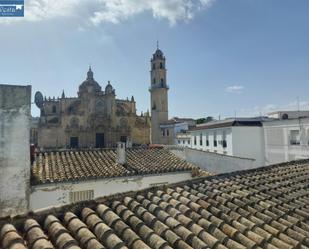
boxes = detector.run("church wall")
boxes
[131,126,150,145]
[38,127,66,148]
[37,69,150,148]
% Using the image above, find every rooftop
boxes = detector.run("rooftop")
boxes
[191,117,266,131]
[1,159,309,248]
[31,147,199,185]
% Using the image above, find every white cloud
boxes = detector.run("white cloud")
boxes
[237,99,309,117]
[225,85,244,94]
[0,0,215,25]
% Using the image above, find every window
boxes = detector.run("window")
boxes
[206,133,209,146]
[222,140,227,148]
[290,130,300,145]
[120,136,127,143]
[161,78,164,84]
[69,190,94,203]
[70,137,79,148]
[194,135,197,145]
[153,78,156,84]
[162,129,165,136]
[178,140,181,144]
[222,131,227,148]
[214,132,217,147]
[160,62,163,69]
[52,105,56,113]
[166,129,169,136]
[200,133,203,146]
[188,140,190,145]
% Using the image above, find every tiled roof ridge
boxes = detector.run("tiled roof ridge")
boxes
[35,146,163,155]
[2,158,308,229]
[2,159,309,248]
[31,147,198,185]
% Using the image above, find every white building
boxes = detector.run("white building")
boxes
[177,118,266,168]
[158,117,196,145]
[263,117,309,165]
[267,110,309,120]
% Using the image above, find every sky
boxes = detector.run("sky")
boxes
[0,0,308,119]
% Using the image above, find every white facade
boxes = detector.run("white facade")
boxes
[30,171,193,210]
[176,132,191,147]
[176,120,265,168]
[160,122,189,145]
[264,118,309,165]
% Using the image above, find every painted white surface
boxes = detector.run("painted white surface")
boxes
[231,126,265,167]
[263,118,309,165]
[169,147,255,174]
[177,126,265,168]
[30,171,192,210]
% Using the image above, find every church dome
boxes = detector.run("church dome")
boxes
[105,81,115,95]
[78,67,102,94]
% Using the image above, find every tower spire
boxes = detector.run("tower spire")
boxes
[156,40,159,50]
[87,65,93,80]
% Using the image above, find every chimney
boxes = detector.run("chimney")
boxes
[116,142,126,164]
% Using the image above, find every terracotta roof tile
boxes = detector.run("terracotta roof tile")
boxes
[2,160,309,248]
[31,148,201,184]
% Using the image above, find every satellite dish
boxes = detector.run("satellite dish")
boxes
[34,91,44,109]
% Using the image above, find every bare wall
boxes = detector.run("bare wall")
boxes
[0,84,31,217]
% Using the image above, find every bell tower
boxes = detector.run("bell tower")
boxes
[149,44,169,144]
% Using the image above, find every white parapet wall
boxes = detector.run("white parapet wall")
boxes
[0,85,31,217]
[30,171,193,210]
[168,146,256,174]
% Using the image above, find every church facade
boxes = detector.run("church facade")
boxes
[37,67,150,149]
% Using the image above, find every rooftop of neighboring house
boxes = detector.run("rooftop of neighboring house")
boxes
[160,117,196,126]
[190,117,269,131]
[31,147,204,185]
[267,110,309,120]
[1,159,309,248]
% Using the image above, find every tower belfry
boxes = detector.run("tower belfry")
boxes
[149,46,169,144]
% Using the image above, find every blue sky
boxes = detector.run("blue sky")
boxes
[0,0,308,118]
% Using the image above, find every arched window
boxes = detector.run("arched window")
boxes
[160,78,164,83]
[52,105,56,113]
[120,118,128,128]
[160,62,163,69]
[95,100,104,112]
[153,78,156,84]
[282,113,289,120]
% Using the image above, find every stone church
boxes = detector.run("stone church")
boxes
[37,67,150,148]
